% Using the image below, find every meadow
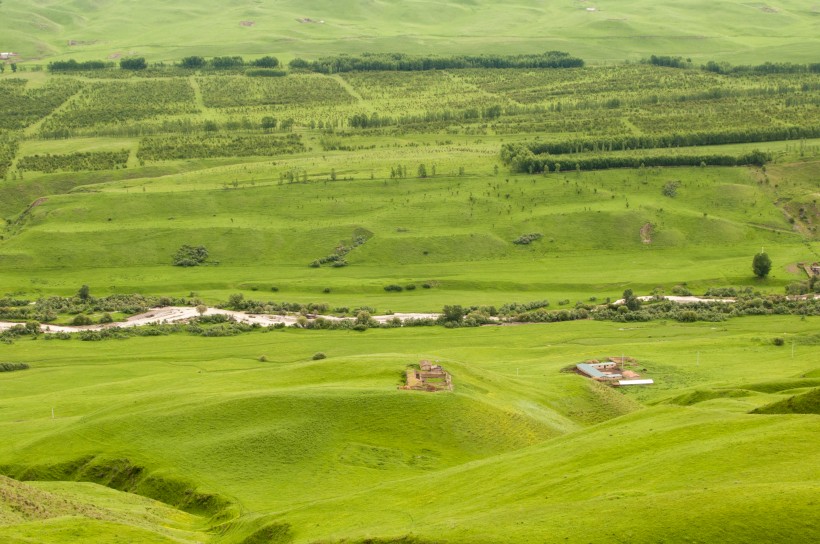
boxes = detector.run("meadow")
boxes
[2,0,820,65]
[0,317,818,542]
[0,11,819,542]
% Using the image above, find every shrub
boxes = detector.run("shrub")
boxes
[662,181,680,198]
[258,355,268,362]
[773,337,785,346]
[173,245,209,267]
[384,284,404,292]
[70,314,93,326]
[99,313,114,324]
[405,284,416,291]
[312,352,327,360]
[513,233,544,245]
[0,362,30,372]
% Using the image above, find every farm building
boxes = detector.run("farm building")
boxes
[617,379,655,386]
[576,362,622,381]
[0,52,17,60]
[811,263,820,276]
[401,360,453,392]
[575,357,653,386]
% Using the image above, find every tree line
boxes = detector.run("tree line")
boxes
[500,145,770,173]
[511,126,820,156]
[47,56,280,72]
[289,51,584,74]
[645,55,820,75]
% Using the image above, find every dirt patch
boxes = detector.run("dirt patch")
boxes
[296,17,325,24]
[640,222,653,244]
[108,53,122,59]
[67,40,98,47]
[239,20,255,27]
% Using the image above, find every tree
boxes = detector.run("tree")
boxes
[173,245,208,267]
[77,284,90,301]
[196,304,208,316]
[753,252,772,278]
[417,164,427,178]
[261,116,277,131]
[622,289,641,311]
[120,57,147,70]
[10,63,17,73]
[442,305,464,324]
[180,56,205,69]
[252,56,279,68]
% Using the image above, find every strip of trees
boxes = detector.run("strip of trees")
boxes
[500,144,770,173]
[289,51,584,74]
[509,127,820,156]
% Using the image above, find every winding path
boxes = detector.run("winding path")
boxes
[1,295,816,334]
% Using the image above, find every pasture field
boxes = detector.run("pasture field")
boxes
[2,0,820,64]
[0,22,819,544]
[0,317,818,542]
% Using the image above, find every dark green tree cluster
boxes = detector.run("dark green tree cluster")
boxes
[500,145,770,174]
[703,61,820,75]
[119,57,147,70]
[290,51,583,73]
[512,127,820,157]
[47,59,112,72]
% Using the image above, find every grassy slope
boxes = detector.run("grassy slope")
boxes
[2,1,819,64]
[0,157,812,308]
[0,317,817,542]
[0,476,207,543]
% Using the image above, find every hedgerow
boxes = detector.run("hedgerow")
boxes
[137,133,304,161]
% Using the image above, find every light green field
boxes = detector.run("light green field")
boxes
[1,10,819,542]
[0,158,814,309]
[0,317,818,542]
[2,0,819,64]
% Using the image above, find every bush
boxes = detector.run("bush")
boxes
[773,337,785,346]
[662,181,680,198]
[71,314,93,326]
[173,245,209,267]
[0,362,30,372]
[513,233,543,245]
[312,352,327,360]
[384,284,404,292]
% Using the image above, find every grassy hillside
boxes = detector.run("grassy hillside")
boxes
[0,8,818,541]
[2,0,819,64]
[0,476,207,543]
[0,317,818,542]
[0,158,814,308]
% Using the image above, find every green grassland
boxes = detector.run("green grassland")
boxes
[0,160,815,309]
[2,0,820,64]
[0,65,818,307]
[0,317,818,542]
[0,14,819,543]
